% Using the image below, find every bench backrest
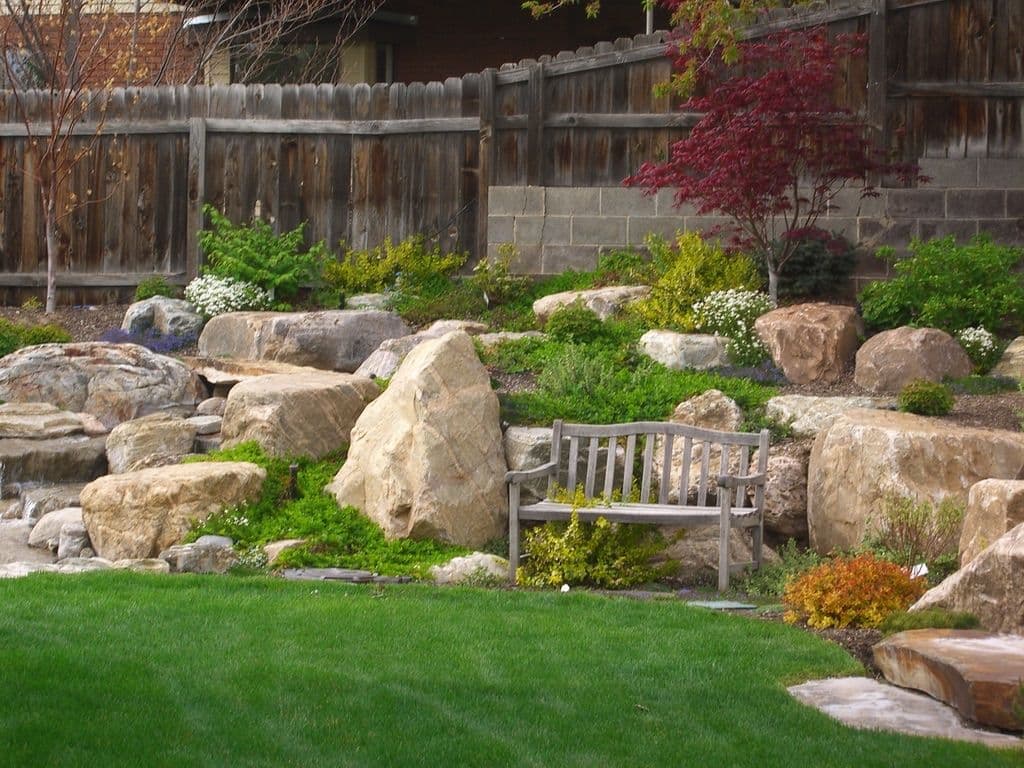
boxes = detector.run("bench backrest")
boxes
[548,420,770,507]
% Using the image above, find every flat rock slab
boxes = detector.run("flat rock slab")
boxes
[765,395,895,438]
[788,677,1022,748]
[0,435,107,488]
[687,600,757,611]
[874,629,1024,732]
[0,402,85,439]
[180,356,326,388]
[281,568,412,584]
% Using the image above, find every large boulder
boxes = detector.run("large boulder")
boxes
[960,479,1024,567]
[807,409,1024,554]
[765,395,895,438]
[221,372,379,459]
[756,440,812,541]
[533,286,650,323]
[0,402,85,439]
[121,296,204,340]
[854,327,972,393]
[0,343,206,428]
[328,332,508,548]
[355,320,489,380]
[651,390,744,503]
[0,435,107,489]
[992,336,1024,379]
[912,522,1024,635]
[755,303,862,385]
[105,413,198,474]
[638,331,729,371]
[80,462,265,560]
[197,311,411,373]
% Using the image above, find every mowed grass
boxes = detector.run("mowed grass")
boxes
[0,574,1016,768]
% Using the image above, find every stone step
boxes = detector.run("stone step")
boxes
[788,677,1021,748]
[0,436,107,491]
[873,629,1024,732]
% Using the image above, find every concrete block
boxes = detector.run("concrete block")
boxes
[858,218,918,249]
[945,189,1006,218]
[884,189,946,218]
[682,217,734,238]
[828,188,885,218]
[918,158,979,188]
[817,217,858,242]
[978,159,1024,189]
[489,186,545,216]
[515,216,571,246]
[626,216,685,246]
[542,245,599,273]
[488,215,514,244]
[853,248,891,278]
[1006,190,1024,217]
[571,216,627,246]
[502,244,543,274]
[918,219,978,242]
[601,187,655,216]
[978,219,1024,245]
[545,187,600,216]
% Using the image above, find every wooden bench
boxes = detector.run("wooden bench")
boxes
[505,419,770,591]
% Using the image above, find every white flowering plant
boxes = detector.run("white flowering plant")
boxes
[956,326,1002,374]
[184,274,272,318]
[692,288,774,366]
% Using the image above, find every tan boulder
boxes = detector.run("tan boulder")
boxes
[328,332,508,548]
[807,409,1024,554]
[651,389,743,503]
[873,629,1024,732]
[991,336,1024,379]
[754,303,862,384]
[0,402,84,439]
[765,394,896,438]
[0,342,206,428]
[533,286,650,323]
[221,372,379,459]
[756,440,811,540]
[196,310,411,373]
[854,326,971,393]
[80,461,265,560]
[105,413,198,473]
[912,522,1024,635]
[960,479,1024,566]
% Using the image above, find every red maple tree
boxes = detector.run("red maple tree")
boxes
[627,26,921,302]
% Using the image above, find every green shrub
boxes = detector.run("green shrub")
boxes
[517,488,677,589]
[765,228,856,300]
[858,235,1024,333]
[897,379,954,416]
[470,244,530,307]
[879,608,980,636]
[544,301,607,344]
[592,248,657,286]
[199,205,327,305]
[630,232,762,331]
[783,554,927,629]
[134,275,178,302]
[737,539,823,598]
[323,235,466,296]
[0,319,70,357]
[186,442,466,577]
[866,492,964,574]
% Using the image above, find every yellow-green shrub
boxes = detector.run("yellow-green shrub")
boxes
[323,236,466,295]
[783,554,927,629]
[629,232,761,331]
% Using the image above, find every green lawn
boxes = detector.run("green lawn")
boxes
[0,573,1015,767]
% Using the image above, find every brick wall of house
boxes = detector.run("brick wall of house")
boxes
[488,159,1024,293]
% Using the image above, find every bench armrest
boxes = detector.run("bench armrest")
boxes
[717,473,767,490]
[506,462,558,485]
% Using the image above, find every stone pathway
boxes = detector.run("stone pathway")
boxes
[281,568,412,584]
[788,677,1021,748]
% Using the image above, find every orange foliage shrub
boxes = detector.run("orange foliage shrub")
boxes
[782,554,927,629]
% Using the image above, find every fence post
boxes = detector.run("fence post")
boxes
[867,0,888,160]
[185,117,207,280]
[477,68,497,261]
[526,61,545,186]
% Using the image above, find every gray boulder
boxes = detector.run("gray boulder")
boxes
[122,296,204,339]
[28,507,83,551]
[57,521,90,560]
[106,413,198,474]
[160,535,237,574]
[638,330,730,371]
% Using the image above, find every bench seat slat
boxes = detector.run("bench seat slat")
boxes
[559,421,763,446]
[518,501,761,527]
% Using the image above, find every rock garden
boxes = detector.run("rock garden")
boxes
[1,221,1024,753]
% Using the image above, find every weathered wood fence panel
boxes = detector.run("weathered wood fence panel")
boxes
[0,0,1018,303]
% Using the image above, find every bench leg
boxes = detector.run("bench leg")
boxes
[718,487,731,592]
[508,483,520,585]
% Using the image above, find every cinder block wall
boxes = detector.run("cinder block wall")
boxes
[488,159,1024,293]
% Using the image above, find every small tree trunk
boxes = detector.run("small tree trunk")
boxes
[44,198,59,314]
[766,264,779,305]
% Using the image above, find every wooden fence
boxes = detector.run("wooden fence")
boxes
[0,0,1019,303]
